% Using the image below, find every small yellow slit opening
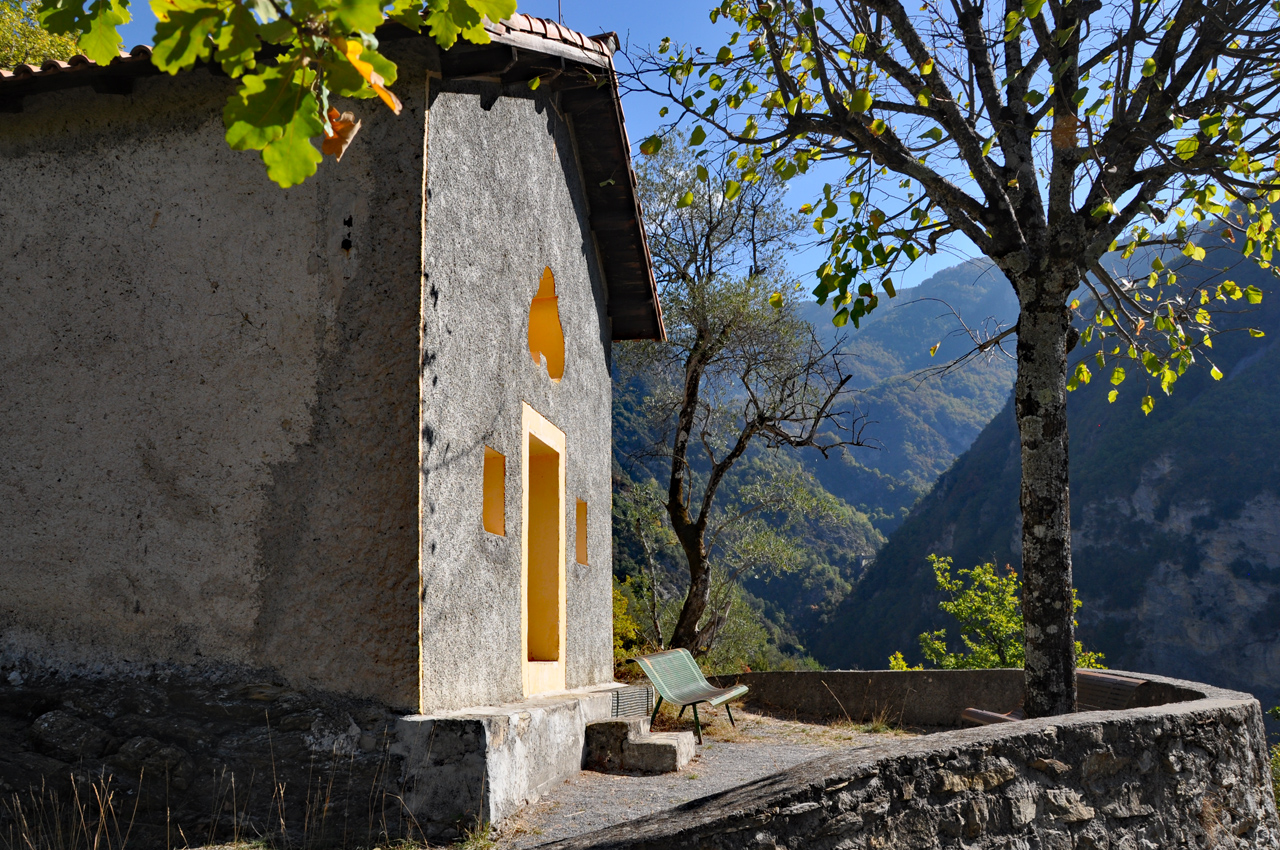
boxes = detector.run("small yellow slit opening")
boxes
[483,447,505,536]
[575,499,588,565]
[528,266,565,382]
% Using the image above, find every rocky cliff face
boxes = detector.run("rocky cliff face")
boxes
[1076,485,1280,712]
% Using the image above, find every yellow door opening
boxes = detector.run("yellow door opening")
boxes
[521,403,567,696]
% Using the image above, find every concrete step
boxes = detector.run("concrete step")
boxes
[584,718,695,774]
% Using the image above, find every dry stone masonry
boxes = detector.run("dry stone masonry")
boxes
[543,672,1279,850]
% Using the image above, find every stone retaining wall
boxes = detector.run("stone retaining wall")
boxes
[544,671,1279,849]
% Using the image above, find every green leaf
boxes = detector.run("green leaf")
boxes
[852,33,867,52]
[832,308,849,327]
[919,127,943,142]
[1182,242,1207,261]
[768,292,783,309]
[689,125,707,146]
[724,179,742,201]
[676,191,695,209]
[78,0,130,64]
[261,101,325,188]
[1142,58,1157,78]
[1107,389,1119,403]
[1110,366,1125,385]
[1245,285,1264,304]
[425,0,496,49]
[850,89,873,113]
[151,0,221,74]
[1249,328,1266,337]
[929,342,940,357]
[639,135,662,156]
[695,164,709,182]
[981,136,994,156]
[870,118,887,136]
[883,278,897,297]
[222,63,307,151]
[1022,90,1044,106]
[332,0,385,33]
[527,75,541,90]
[1210,365,1224,380]
[1023,0,1046,17]
[1174,137,1199,161]
[246,0,279,23]
[212,1,261,76]
[1141,395,1155,415]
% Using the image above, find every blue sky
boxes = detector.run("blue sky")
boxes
[114,0,975,290]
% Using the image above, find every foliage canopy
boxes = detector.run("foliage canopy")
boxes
[1,0,78,68]
[34,0,515,186]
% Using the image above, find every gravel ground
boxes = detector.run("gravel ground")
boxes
[495,707,914,849]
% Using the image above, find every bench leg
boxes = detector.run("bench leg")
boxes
[726,703,736,727]
[650,695,663,728]
[693,703,702,745]
[678,705,687,719]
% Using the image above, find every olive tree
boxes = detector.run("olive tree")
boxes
[637,0,1278,714]
[617,136,864,655]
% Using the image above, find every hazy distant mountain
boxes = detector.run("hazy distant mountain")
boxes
[796,260,1019,532]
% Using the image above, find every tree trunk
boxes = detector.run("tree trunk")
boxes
[667,523,712,653]
[1014,296,1077,717]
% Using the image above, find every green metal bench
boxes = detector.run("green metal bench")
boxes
[631,648,749,744]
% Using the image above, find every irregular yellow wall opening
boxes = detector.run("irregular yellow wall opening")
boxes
[483,447,505,536]
[521,403,567,695]
[527,267,565,382]
[575,499,588,565]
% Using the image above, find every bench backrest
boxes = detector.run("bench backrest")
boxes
[1077,669,1144,712]
[632,649,714,704]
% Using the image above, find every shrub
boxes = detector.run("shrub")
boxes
[890,554,1105,670]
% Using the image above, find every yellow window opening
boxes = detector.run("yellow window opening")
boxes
[527,266,565,382]
[575,499,588,565]
[483,448,505,536]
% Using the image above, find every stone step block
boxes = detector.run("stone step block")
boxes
[583,718,694,774]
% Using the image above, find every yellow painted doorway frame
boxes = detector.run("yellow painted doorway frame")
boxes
[521,402,567,696]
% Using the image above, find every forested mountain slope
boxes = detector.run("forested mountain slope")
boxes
[814,254,1280,712]
[610,260,1020,661]
[797,260,1019,531]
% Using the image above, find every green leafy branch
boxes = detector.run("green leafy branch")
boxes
[35,0,516,185]
[634,0,1280,413]
[889,555,1105,670]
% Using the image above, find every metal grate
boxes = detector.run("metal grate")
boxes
[611,684,654,718]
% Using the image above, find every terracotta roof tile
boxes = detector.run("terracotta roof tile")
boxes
[1,44,152,86]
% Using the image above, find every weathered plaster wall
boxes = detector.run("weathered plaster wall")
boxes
[419,83,614,710]
[547,672,1280,850]
[0,45,430,707]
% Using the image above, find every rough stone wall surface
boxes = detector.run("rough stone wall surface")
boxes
[0,43,431,707]
[543,675,1280,850]
[418,82,614,711]
[0,671,410,849]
